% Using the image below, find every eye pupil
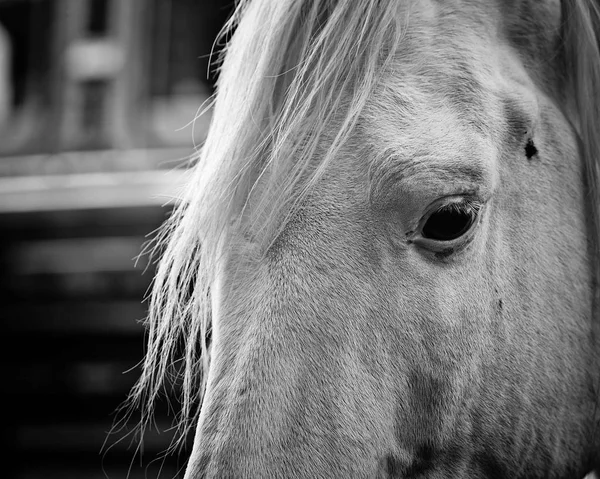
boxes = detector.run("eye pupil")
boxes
[422,205,476,241]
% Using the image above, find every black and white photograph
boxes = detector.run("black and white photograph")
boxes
[1,0,599,478]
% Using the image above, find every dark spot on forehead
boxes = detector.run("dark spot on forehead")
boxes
[500,98,541,162]
[524,138,538,159]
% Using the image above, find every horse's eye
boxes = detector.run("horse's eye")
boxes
[422,202,478,241]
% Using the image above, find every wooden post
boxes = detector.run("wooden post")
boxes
[55,0,145,150]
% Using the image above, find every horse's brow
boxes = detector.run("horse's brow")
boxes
[369,149,489,197]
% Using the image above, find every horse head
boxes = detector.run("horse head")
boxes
[134,0,600,477]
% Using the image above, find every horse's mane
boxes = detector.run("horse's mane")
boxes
[127,0,404,450]
[562,0,600,452]
[562,0,600,306]
[124,0,600,453]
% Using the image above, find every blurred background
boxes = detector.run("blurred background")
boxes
[0,0,234,477]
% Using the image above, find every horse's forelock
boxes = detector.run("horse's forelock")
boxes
[127,0,405,451]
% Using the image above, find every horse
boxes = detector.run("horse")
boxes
[130,0,600,477]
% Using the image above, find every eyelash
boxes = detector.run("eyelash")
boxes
[432,198,481,216]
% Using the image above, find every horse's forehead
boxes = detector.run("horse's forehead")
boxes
[396,0,561,78]
[368,20,499,146]
[360,0,557,185]
[374,0,560,128]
